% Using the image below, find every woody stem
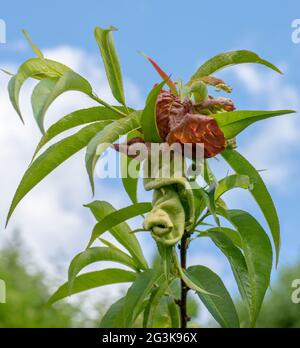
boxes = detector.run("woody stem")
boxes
[180,231,189,328]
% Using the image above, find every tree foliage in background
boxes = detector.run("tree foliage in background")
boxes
[3,27,295,328]
[0,234,99,328]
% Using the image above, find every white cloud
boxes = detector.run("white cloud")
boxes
[0,46,144,276]
[228,65,300,188]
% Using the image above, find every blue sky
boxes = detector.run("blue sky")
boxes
[0,0,299,319]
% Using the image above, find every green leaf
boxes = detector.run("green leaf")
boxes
[167,297,180,328]
[6,121,111,226]
[143,278,170,328]
[120,130,142,204]
[222,149,280,264]
[8,58,71,122]
[215,174,250,200]
[31,71,93,133]
[94,26,125,105]
[123,269,162,327]
[87,202,152,247]
[221,209,273,326]
[140,81,165,142]
[22,29,44,59]
[204,229,250,310]
[85,111,141,193]
[173,250,211,296]
[214,110,295,139]
[187,266,240,328]
[191,50,282,80]
[99,297,126,328]
[68,247,138,289]
[48,269,136,305]
[201,227,242,249]
[33,106,126,159]
[85,201,148,270]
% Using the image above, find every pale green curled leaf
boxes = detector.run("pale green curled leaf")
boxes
[191,50,282,81]
[6,121,111,226]
[33,106,127,159]
[167,297,181,328]
[85,110,141,193]
[187,266,240,328]
[140,81,165,142]
[123,269,163,327]
[204,229,251,311]
[120,130,142,204]
[68,247,138,289]
[214,110,295,139]
[94,26,125,105]
[99,296,126,328]
[48,269,136,305]
[221,209,273,327]
[85,200,148,270]
[31,71,93,133]
[87,202,152,247]
[215,174,250,200]
[222,149,280,264]
[8,58,71,122]
[22,29,44,59]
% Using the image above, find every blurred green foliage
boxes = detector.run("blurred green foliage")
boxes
[0,235,100,328]
[237,262,300,328]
